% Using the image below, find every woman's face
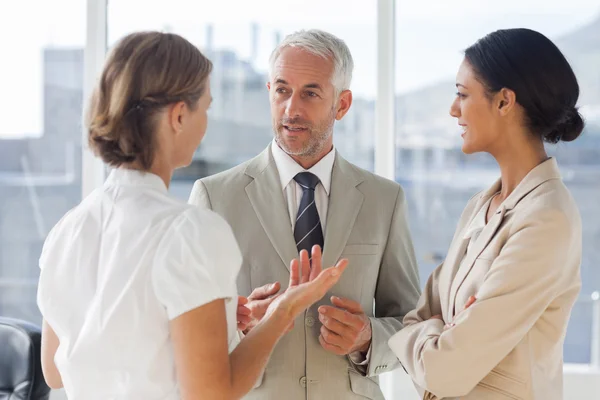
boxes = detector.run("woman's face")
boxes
[172,81,212,168]
[449,60,503,155]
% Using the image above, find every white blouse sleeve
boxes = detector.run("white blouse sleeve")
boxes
[152,207,242,320]
[38,208,74,270]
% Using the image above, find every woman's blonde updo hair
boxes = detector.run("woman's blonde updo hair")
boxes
[86,31,212,169]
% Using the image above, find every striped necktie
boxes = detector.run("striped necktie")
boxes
[293,172,324,254]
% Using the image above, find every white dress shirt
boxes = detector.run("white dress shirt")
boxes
[271,140,334,231]
[37,168,242,400]
[271,141,370,365]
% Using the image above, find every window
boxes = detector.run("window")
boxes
[6,2,599,399]
[0,0,85,323]
[395,0,600,366]
[108,0,376,200]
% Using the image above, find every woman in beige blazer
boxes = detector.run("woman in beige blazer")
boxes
[388,28,584,400]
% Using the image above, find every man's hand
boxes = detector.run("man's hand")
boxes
[243,282,281,333]
[236,296,252,331]
[318,296,372,356]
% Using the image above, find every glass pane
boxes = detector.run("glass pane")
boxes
[108,0,376,200]
[395,1,600,366]
[0,1,85,323]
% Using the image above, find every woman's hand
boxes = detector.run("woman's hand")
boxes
[265,246,349,331]
[429,296,476,331]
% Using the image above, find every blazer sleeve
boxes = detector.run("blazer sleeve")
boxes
[388,208,581,398]
[364,185,422,377]
[189,179,212,209]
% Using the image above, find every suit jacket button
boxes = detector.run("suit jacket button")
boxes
[305,316,315,327]
[300,376,307,388]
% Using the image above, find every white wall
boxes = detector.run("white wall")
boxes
[563,365,600,399]
[50,389,66,400]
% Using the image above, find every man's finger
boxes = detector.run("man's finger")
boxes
[319,311,353,337]
[300,250,310,284]
[237,306,252,315]
[249,296,279,313]
[248,282,281,300]
[318,306,364,330]
[237,315,252,326]
[237,305,251,316]
[330,296,364,315]
[238,296,248,306]
[319,334,347,355]
[309,245,323,281]
[320,325,352,349]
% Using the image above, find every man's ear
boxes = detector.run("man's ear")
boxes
[335,90,353,120]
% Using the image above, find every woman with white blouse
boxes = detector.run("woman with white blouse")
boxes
[36,31,347,400]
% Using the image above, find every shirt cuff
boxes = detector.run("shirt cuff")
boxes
[349,345,371,366]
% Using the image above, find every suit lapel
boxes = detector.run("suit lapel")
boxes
[447,205,506,317]
[244,146,298,271]
[438,193,487,318]
[322,154,364,270]
[445,157,561,316]
[439,236,470,318]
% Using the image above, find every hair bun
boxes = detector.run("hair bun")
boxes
[544,107,584,143]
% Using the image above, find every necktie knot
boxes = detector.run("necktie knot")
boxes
[294,172,320,191]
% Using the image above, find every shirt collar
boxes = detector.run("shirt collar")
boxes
[271,140,335,195]
[463,195,494,240]
[105,168,168,193]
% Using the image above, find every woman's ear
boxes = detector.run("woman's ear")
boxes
[169,101,186,135]
[496,88,516,116]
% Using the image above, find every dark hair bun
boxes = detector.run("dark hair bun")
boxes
[544,107,585,144]
[465,29,585,145]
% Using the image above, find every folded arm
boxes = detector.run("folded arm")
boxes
[388,209,579,398]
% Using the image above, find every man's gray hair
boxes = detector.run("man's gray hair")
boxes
[269,29,354,95]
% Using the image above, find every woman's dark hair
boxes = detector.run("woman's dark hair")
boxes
[86,31,212,169]
[465,28,584,143]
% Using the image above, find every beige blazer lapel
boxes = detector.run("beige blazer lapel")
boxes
[446,158,563,317]
[244,145,298,271]
[447,204,506,317]
[438,237,470,318]
[437,184,496,318]
[321,153,364,270]
[501,158,562,211]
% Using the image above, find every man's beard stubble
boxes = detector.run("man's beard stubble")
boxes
[273,108,336,158]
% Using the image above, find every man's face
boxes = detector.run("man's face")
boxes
[267,47,338,159]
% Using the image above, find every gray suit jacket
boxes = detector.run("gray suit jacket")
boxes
[189,145,421,400]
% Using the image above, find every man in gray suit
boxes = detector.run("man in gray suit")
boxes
[189,29,420,400]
